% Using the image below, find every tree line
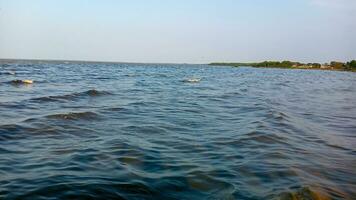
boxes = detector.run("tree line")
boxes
[210,60,356,71]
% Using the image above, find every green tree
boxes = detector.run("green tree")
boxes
[280,61,293,68]
[345,60,356,71]
[330,61,344,69]
[312,63,321,68]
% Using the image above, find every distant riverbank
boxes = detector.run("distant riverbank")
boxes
[210,60,356,72]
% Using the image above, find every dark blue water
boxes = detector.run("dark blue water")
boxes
[0,61,355,200]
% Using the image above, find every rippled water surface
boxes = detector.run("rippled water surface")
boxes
[0,61,355,200]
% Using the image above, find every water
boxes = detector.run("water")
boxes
[0,61,355,200]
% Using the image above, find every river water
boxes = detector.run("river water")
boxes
[0,61,355,199]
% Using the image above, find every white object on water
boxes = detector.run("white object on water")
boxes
[184,78,201,83]
[22,80,34,84]
[10,79,34,85]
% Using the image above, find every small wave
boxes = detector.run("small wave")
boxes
[31,89,112,103]
[241,131,288,145]
[46,111,100,121]
[278,187,330,200]
[264,109,291,123]
[122,125,168,135]
[6,181,156,200]
[0,124,58,141]
[0,124,28,140]
[0,71,16,75]
[83,89,111,96]
[100,107,125,113]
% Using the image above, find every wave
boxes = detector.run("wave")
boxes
[31,89,112,103]
[0,123,63,141]
[0,71,16,75]
[278,187,331,200]
[45,111,100,121]
[0,119,100,142]
[265,109,291,122]
[0,124,29,140]
[4,180,155,200]
[13,111,102,122]
[240,131,288,145]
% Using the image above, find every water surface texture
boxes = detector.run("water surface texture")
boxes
[0,61,355,200]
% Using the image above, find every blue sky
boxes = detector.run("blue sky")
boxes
[0,0,355,63]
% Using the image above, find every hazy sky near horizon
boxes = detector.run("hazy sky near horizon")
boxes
[0,0,355,63]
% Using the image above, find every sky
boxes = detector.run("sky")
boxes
[0,0,355,63]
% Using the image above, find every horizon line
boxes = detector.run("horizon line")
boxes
[0,57,353,65]
[0,57,203,65]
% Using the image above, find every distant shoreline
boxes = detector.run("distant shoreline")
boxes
[1,58,355,72]
[210,60,356,72]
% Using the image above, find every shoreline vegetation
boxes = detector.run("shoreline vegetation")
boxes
[210,60,356,72]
